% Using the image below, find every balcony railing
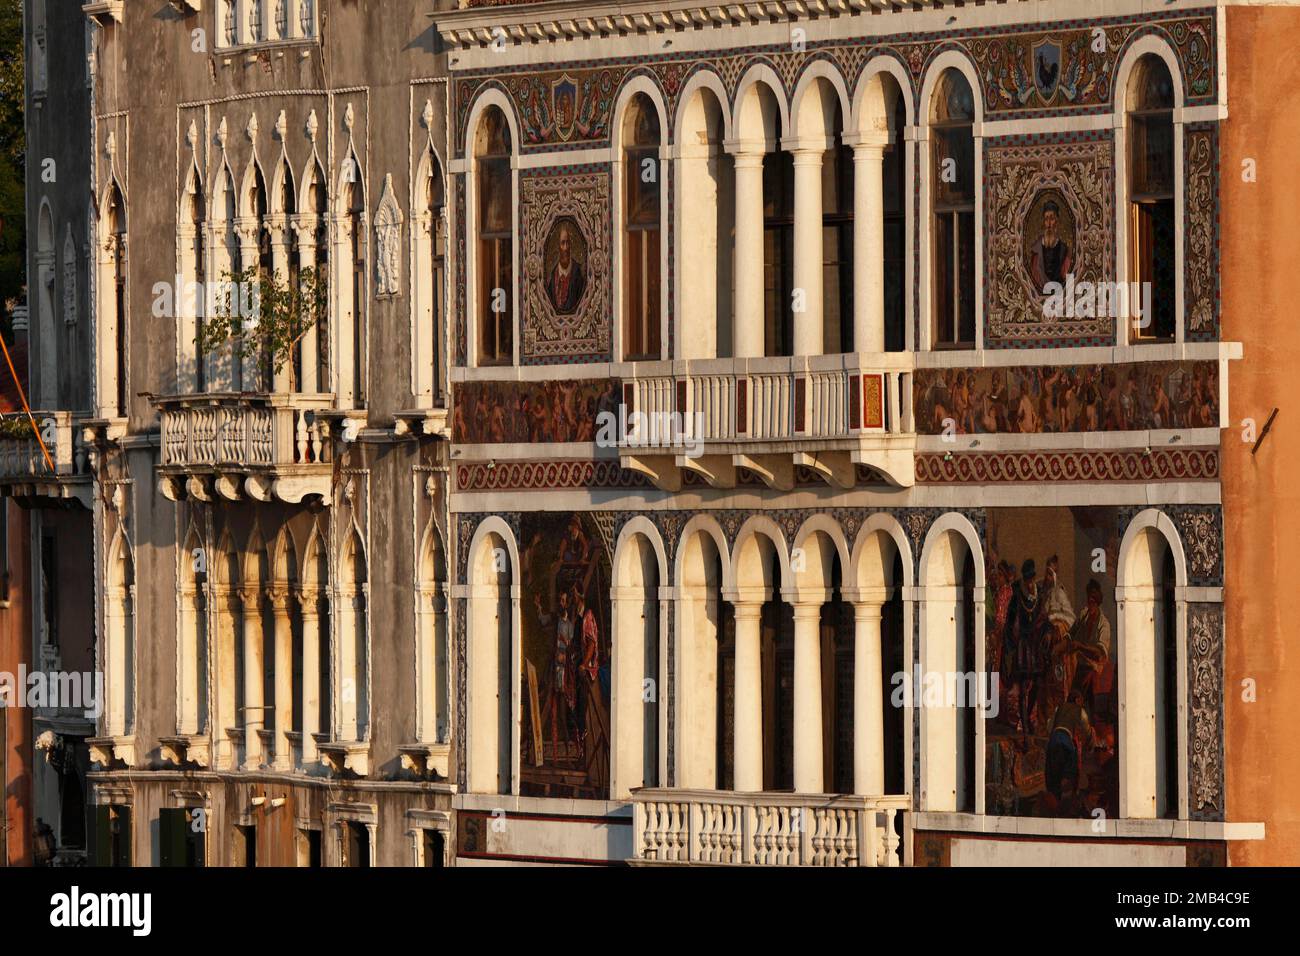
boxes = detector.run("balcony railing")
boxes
[0,411,91,504]
[153,392,334,505]
[617,355,915,489]
[631,789,910,867]
[0,410,77,476]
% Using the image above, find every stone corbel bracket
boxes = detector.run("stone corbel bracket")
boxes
[393,409,451,441]
[87,734,136,769]
[398,743,451,780]
[159,735,211,769]
[83,1,124,26]
[318,741,371,778]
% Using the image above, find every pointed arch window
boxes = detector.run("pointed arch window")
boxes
[420,149,447,404]
[298,160,328,393]
[346,176,366,406]
[97,184,128,418]
[179,165,206,393]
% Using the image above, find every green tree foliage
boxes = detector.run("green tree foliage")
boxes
[195,266,328,392]
[0,0,25,336]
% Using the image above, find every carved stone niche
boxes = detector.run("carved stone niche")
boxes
[318,740,370,778]
[159,735,211,769]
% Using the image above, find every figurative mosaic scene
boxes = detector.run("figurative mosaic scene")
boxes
[984,508,1120,819]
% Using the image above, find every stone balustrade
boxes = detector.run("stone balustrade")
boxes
[631,789,909,867]
[153,392,335,505]
[617,354,915,490]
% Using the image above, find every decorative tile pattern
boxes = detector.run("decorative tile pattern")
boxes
[1117,504,1223,588]
[1188,603,1225,821]
[1172,507,1224,586]
[1184,124,1220,341]
[519,170,613,363]
[983,133,1116,347]
[452,10,1218,152]
[916,448,1218,483]
[456,460,650,492]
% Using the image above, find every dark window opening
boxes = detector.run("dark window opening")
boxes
[930,71,976,349]
[763,151,795,357]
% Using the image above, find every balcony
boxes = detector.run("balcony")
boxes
[631,789,910,867]
[0,411,92,506]
[617,355,915,491]
[153,392,335,505]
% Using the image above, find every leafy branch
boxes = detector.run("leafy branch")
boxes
[195,265,327,390]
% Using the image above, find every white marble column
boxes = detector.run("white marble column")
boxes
[337,585,360,741]
[240,585,265,769]
[268,586,294,770]
[299,586,322,766]
[178,584,202,736]
[790,144,825,358]
[105,586,130,738]
[1120,585,1159,819]
[732,602,764,792]
[730,146,766,359]
[792,601,824,793]
[213,585,240,769]
[852,139,887,354]
[853,595,887,796]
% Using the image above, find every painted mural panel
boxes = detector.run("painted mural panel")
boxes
[985,507,1119,819]
[453,379,620,444]
[519,512,612,799]
[914,360,1219,435]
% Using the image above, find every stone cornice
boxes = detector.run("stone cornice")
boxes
[435,0,965,51]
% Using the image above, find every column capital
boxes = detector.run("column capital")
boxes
[265,586,293,612]
[788,599,826,621]
[723,138,768,163]
[853,603,885,624]
[843,130,892,152]
[731,601,764,623]
[847,586,892,610]
[781,136,832,157]
[238,585,263,609]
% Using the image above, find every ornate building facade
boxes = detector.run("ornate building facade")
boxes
[8,0,1295,866]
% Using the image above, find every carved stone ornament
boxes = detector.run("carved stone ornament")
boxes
[374,174,404,297]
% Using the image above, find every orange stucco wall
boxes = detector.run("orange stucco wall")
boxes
[1,500,32,866]
[1221,5,1300,866]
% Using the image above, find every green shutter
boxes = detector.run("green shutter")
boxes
[159,808,187,867]
[112,806,132,867]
